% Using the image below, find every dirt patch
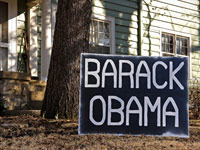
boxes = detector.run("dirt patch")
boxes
[0,115,200,149]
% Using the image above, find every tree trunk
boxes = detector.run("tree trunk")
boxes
[41,0,92,119]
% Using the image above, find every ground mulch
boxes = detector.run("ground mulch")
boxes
[0,115,200,150]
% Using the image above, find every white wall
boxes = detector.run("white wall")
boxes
[41,0,52,81]
[29,5,38,77]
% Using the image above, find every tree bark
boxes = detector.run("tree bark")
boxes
[41,0,92,119]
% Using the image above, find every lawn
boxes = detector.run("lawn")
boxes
[0,115,200,150]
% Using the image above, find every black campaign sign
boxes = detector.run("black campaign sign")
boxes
[79,53,189,137]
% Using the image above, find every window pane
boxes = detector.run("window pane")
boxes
[182,47,187,55]
[99,32,104,44]
[176,45,180,54]
[176,37,180,46]
[0,1,8,43]
[166,35,169,43]
[180,38,183,48]
[176,37,188,55]
[93,20,98,32]
[180,38,183,54]
[104,33,110,45]
[162,33,176,54]
[169,35,173,44]
[183,38,187,47]
[166,44,170,52]
[99,21,104,32]
[162,33,166,52]
[182,38,188,55]
[176,37,180,54]
[170,44,173,53]
[180,47,183,55]
[104,23,109,34]
[162,43,165,52]
[93,32,98,43]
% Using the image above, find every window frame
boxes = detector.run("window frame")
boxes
[90,14,115,54]
[160,30,192,78]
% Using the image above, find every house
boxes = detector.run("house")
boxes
[0,0,199,117]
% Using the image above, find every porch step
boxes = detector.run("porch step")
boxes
[3,110,41,116]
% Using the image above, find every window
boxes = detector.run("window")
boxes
[161,33,189,57]
[89,15,115,54]
[89,19,110,54]
[0,1,8,71]
[161,32,191,78]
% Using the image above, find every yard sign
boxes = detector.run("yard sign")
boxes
[79,53,189,137]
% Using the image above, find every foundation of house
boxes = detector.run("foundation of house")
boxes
[0,71,199,119]
[0,71,46,112]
